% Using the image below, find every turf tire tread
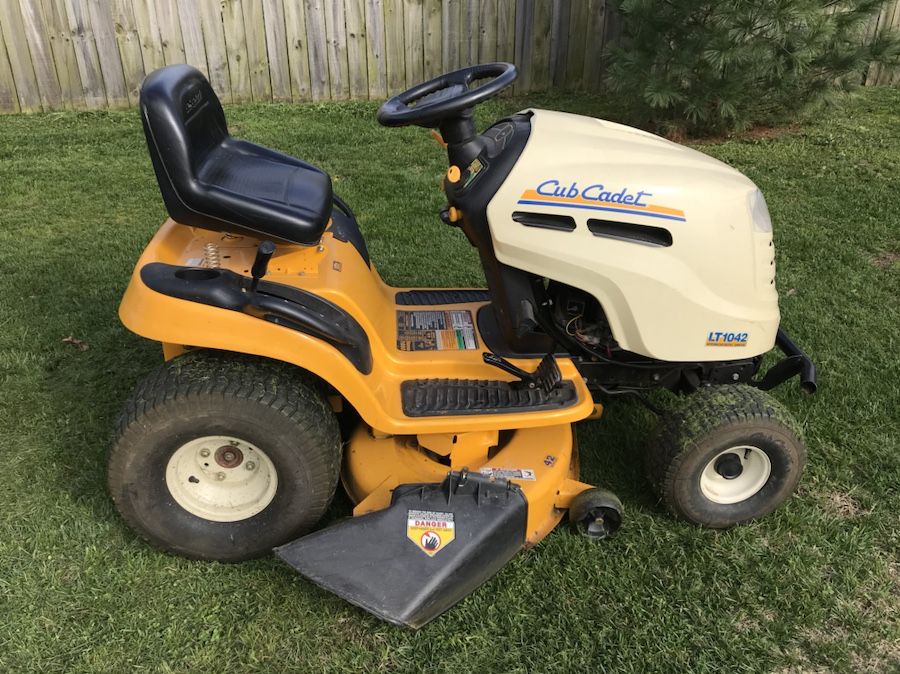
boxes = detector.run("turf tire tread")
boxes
[646,384,804,524]
[109,350,341,560]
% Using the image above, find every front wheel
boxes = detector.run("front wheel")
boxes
[108,350,342,561]
[646,385,806,528]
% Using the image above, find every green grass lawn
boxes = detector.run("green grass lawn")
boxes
[0,88,898,674]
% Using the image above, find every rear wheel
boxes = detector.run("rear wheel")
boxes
[108,350,342,561]
[646,384,806,528]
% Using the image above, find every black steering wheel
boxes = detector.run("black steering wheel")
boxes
[377,63,517,129]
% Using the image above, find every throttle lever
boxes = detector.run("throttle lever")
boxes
[249,240,276,293]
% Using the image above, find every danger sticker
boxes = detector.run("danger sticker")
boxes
[396,310,477,351]
[478,467,537,481]
[407,509,455,557]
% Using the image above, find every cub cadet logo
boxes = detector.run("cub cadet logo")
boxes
[517,179,686,222]
[183,88,204,115]
[706,331,749,347]
[537,179,653,206]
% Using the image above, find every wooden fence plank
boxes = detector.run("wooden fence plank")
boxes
[874,0,900,85]
[176,0,208,77]
[382,0,404,91]
[888,0,900,84]
[404,0,424,86]
[304,0,330,100]
[87,0,128,106]
[154,0,185,65]
[63,0,106,108]
[345,0,368,98]
[549,0,569,88]
[221,0,251,101]
[582,0,606,90]
[283,0,311,100]
[862,0,887,84]
[478,0,498,63]
[130,0,165,74]
[423,0,441,78]
[39,0,83,108]
[461,0,477,65]
[364,0,386,97]
[442,0,460,71]
[496,0,515,64]
[242,0,271,100]
[866,2,886,85]
[110,0,145,104]
[197,0,231,102]
[564,0,588,89]
[19,0,63,110]
[0,2,42,111]
[513,0,531,93]
[324,0,350,99]
[0,22,20,112]
[262,0,291,101]
[529,0,552,91]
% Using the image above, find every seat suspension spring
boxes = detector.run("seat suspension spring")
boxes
[202,242,221,268]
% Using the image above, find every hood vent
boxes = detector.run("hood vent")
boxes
[512,211,576,231]
[587,218,672,247]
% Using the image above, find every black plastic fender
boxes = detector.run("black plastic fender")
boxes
[140,262,372,373]
[274,471,527,628]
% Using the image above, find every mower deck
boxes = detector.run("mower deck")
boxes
[344,422,590,546]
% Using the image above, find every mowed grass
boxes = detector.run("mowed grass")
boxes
[0,88,898,674]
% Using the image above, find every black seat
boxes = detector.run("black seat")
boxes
[139,65,332,245]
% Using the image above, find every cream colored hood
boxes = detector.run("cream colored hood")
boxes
[486,109,780,361]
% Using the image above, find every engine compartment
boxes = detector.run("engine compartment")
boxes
[544,280,763,393]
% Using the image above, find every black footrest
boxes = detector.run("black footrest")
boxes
[401,378,578,417]
[395,289,491,305]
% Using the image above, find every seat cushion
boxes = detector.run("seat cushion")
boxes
[194,138,333,243]
[140,65,332,245]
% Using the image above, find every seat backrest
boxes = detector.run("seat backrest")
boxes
[139,65,228,223]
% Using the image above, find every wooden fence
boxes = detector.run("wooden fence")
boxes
[0,0,897,114]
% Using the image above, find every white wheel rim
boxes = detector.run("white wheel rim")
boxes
[165,435,278,522]
[699,445,771,505]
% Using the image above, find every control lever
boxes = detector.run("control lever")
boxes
[439,206,462,226]
[249,240,276,293]
[482,352,562,394]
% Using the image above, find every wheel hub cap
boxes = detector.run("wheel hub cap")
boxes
[580,507,622,540]
[215,445,244,468]
[714,453,744,479]
[165,435,278,522]
[700,445,771,505]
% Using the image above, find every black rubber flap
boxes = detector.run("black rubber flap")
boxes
[274,471,527,628]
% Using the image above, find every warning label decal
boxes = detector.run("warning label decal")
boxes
[407,509,455,557]
[396,310,477,351]
[478,467,537,481]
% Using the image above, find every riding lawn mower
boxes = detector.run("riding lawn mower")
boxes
[108,62,816,628]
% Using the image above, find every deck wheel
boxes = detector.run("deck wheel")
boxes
[569,488,623,540]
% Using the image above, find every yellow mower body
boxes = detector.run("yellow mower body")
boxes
[121,219,595,546]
